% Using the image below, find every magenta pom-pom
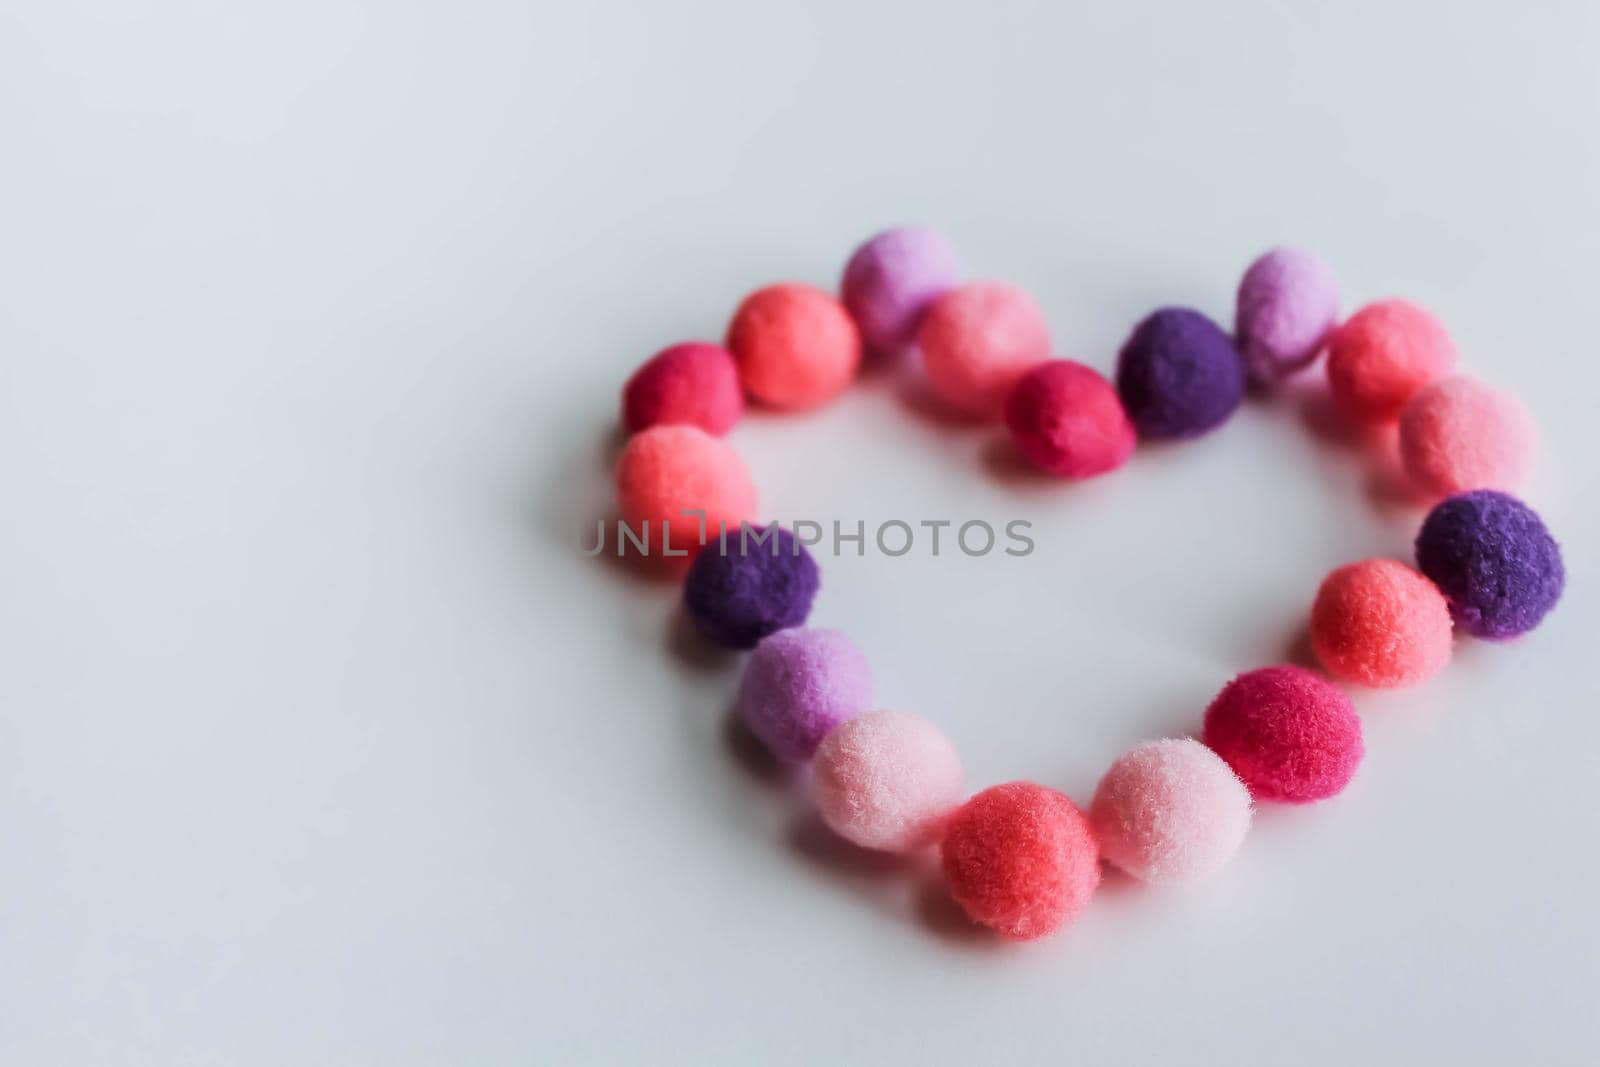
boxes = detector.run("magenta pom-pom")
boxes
[621,342,744,435]
[1203,666,1364,803]
[1003,360,1136,478]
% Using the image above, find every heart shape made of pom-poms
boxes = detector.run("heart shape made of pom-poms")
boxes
[606,229,1566,943]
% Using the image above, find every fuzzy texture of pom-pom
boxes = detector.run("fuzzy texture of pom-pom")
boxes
[738,629,871,763]
[1089,739,1251,884]
[840,228,960,353]
[1326,299,1456,423]
[726,283,862,410]
[1415,490,1565,639]
[812,710,964,852]
[915,281,1051,417]
[1311,559,1453,687]
[1234,246,1339,385]
[615,425,757,560]
[1202,666,1364,803]
[683,526,819,649]
[621,342,744,435]
[1003,360,1136,478]
[1114,307,1245,439]
[940,782,1100,941]
[1398,376,1537,497]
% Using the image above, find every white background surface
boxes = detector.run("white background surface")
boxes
[2,2,1598,1063]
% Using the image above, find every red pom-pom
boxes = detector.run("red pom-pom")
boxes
[1202,665,1364,803]
[1310,558,1453,688]
[939,782,1100,941]
[621,342,743,435]
[1326,299,1456,423]
[726,283,862,410]
[615,424,757,564]
[1003,360,1136,477]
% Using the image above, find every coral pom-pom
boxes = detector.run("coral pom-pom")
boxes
[1398,376,1536,497]
[1415,490,1565,639]
[726,283,863,410]
[840,227,960,352]
[915,281,1052,417]
[1003,360,1136,478]
[940,782,1100,941]
[1089,739,1251,884]
[615,425,757,560]
[1326,299,1456,423]
[1234,246,1339,385]
[737,629,871,763]
[621,342,744,435]
[1114,307,1245,439]
[683,526,819,650]
[812,710,965,852]
[1311,559,1453,688]
[1203,666,1364,803]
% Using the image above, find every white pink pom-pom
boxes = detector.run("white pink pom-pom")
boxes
[1089,739,1251,884]
[811,710,964,852]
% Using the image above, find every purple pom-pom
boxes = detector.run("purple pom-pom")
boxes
[1234,246,1339,385]
[1414,490,1564,639]
[1115,307,1245,439]
[840,227,960,352]
[738,628,871,763]
[683,525,819,649]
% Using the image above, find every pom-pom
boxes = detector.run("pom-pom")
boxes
[812,710,964,852]
[1398,376,1536,497]
[1202,665,1364,803]
[621,342,744,435]
[737,629,871,763]
[683,526,819,649]
[1415,490,1565,639]
[1326,299,1456,423]
[940,782,1100,941]
[1234,246,1339,385]
[840,227,960,352]
[615,425,757,559]
[915,281,1051,417]
[726,283,863,410]
[1089,739,1251,884]
[1114,307,1245,439]
[1002,360,1136,478]
[1310,558,1453,687]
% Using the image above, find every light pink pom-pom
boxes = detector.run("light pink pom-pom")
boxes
[1398,375,1537,497]
[1089,739,1251,884]
[812,710,964,853]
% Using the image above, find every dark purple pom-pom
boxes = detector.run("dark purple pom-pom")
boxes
[683,526,820,649]
[1115,307,1245,439]
[1414,490,1564,639]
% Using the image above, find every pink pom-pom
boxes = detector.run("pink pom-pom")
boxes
[1003,360,1136,478]
[615,425,757,562]
[1203,665,1364,804]
[1311,558,1453,688]
[812,710,964,852]
[1398,375,1536,497]
[1089,739,1251,884]
[915,281,1051,417]
[621,342,744,435]
[726,283,862,410]
[1326,298,1457,423]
